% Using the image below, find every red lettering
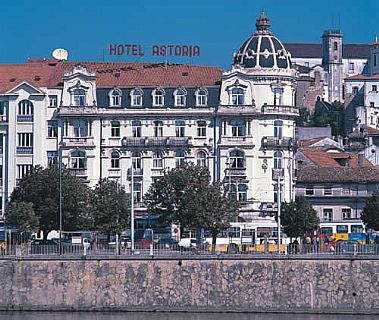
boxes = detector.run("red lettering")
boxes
[132,45,138,56]
[125,44,131,55]
[109,44,117,55]
[168,45,174,56]
[152,45,159,56]
[117,45,124,55]
[138,45,144,56]
[160,46,166,56]
[182,46,189,56]
[193,45,200,57]
[175,46,181,56]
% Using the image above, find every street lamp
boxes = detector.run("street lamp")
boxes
[225,157,232,196]
[58,140,65,255]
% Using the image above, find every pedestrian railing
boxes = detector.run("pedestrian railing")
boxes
[1,243,378,257]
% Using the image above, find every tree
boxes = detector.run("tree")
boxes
[308,101,345,136]
[5,201,39,234]
[90,178,130,235]
[9,165,91,239]
[144,163,211,230]
[281,197,319,239]
[196,182,239,250]
[361,192,379,231]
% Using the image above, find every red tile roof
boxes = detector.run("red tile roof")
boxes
[300,150,373,168]
[362,125,379,135]
[346,74,379,80]
[0,60,223,93]
[299,136,329,147]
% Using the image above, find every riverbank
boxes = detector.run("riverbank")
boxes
[0,256,378,314]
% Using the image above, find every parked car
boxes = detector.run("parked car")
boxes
[157,237,179,250]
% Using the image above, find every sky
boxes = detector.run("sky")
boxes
[1,0,378,69]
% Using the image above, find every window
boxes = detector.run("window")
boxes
[274,151,282,169]
[110,89,122,107]
[370,102,375,108]
[47,120,58,138]
[353,87,359,94]
[17,133,33,147]
[111,151,120,168]
[47,151,58,167]
[133,181,142,203]
[324,187,332,195]
[153,152,163,168]
[174,88,187,107]
[71,150,86,169]
[111,121,120,137]
[349,62,354,72]
[274,120,283,139]
[131,88,143,107]
[351,224,364,234]
[337,225,348,234]
[342,187,351,196]
[18,100,33,117]
[175,150,185,167]
[333,41,338,51]
[72,89,86,106]
[229,184,237,199]
[196,88,207,106]
[197,150,207,167]
[304,62,309,67]
[342,208,351,220]
[230,119,246,137]
[175,120,185,137]
[152,88,165,107]
[49,95,58,107]
[229,150,245,168]
[132,120,142,137]
[323,209,333,222]
[73,120,88,137]
[132,151,142,169]
[153,121,163,137]
[197,120,206,137]
[273,87,283,106]
[238,184,247,202]
[305,186,314,196]
[372,85,378,92]
[230,88,244,105]
[17,164,32,180]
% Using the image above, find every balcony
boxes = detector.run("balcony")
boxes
[63,137,95,148]
[219,136,255,147]
[217,104,257,115]
[167,137,192,147]
[127,167,143,178]
[261,136,298,150]
[261,104,299,116]
[121,136,192,148]
[69,168,87,177]
[272,168,285,180]
[17,115,33,122]
[224,167,247,179]
[55,106,98,116]
[16,146,33,154]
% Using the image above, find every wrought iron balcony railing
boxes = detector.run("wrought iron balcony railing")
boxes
[261,136,298,149]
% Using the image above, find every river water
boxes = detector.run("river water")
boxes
[0,312,377,320]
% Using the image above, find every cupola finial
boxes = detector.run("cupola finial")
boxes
[256,9,271,33]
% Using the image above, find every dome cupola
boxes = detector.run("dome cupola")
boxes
[233,11,292,69]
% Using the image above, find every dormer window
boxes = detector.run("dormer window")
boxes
[174,88,187,107]
[230,88,244,105]
[195,88,208,107]
[109,89,122,107]
[73,88,86,106]
[152,88,165,107]
[131,88,143,107]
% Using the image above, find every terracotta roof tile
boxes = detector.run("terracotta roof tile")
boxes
[300,150,373,168]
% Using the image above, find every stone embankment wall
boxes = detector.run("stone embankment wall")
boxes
[0,256,378,313]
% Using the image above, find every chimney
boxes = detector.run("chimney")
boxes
[358,153,365,167]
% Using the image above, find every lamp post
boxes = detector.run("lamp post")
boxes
[58,140,64,255]
[226,157,231,196]
[277,174,281,255]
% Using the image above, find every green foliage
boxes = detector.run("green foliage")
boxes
[90,178,130,234]
[281,197,319,238]
[9,165,91,239]
[308,101,345,136]
[296,107,310,127]
[5,201,39,233]
[361,192,379,231]
[144,164,239,238]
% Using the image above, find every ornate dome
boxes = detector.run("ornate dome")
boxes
[233,11,292,69]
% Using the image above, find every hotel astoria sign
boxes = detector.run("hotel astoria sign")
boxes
[109,44,200,57]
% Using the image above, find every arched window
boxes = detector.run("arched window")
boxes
[132,120,142,137]
[71,150,86,169]
[73,120,88,137]
[195,88,208,107]
[18,100,33,116]
[230,88,244,105]
[132,151,142,169]
[111,151,120,168]
[174,88,187,107]
[111,121,120,137]
[72,88,86,106]
[131,88,143,107]
[274,120,283,139]
[110,89,122,107]
[175,150,186,168]
[152,88,165,107]
[153,151,163,168]
[333,41,338,51]
[197,150,207,167]
[153,120,163,137]
[274,151,283,169]
[229,150,245,168]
